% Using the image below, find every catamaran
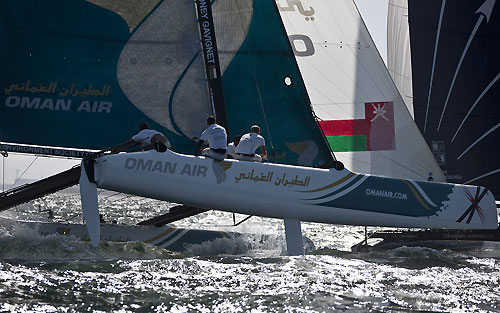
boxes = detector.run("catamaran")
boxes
[0,0,498,255]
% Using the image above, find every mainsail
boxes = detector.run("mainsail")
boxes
[116,0,211,140]
[278,0,445,181]
[1,0,203,152]
[0,0,334,167]
[388,0,500,198]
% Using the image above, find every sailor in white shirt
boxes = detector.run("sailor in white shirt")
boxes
[235,125,267,162]
[113,122,170,153]
[132,124,170,149]
[196,115,227,160]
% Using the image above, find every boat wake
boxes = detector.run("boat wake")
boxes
[0,217,301,260]
[0,219,173,262]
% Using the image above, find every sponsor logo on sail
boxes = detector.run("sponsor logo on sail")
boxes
[197,0,216,65]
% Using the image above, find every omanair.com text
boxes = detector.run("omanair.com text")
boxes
[365,188,408,200]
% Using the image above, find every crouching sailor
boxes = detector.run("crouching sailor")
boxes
[235,125,267,162]
[117,122,171,152]
[196,115,227,160]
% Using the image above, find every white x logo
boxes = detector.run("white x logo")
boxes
[370,103,389,122]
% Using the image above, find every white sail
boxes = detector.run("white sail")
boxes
[387,0,414,116]
[278,0,444,182]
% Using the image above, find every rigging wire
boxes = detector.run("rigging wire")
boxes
[8,155,39,190]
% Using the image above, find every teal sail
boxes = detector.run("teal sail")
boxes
[0,0,334,167]
[0,0,208,153]
[216,0,334,167]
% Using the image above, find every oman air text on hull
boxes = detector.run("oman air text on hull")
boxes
[125,158,209,177]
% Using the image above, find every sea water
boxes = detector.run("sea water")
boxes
[0,192,499,312]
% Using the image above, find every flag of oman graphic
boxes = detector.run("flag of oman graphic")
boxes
[319,101,395,152]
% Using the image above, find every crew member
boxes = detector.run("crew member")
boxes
[196,115,227,160]
[234,125,267,162]
[125,122,170,152]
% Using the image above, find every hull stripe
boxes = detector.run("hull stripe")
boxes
[407,180,438,207]
[306,174,365,201]
[297,172,356,193]
[144,227,176,243]
[307,175,370,204]
[157,228,190,248]
[403,180,433,211]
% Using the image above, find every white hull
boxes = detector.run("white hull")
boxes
[89,150,498,230]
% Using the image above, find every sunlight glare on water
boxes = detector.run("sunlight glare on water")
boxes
[0,192,499,312]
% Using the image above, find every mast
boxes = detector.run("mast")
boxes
[194,0,228,130]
